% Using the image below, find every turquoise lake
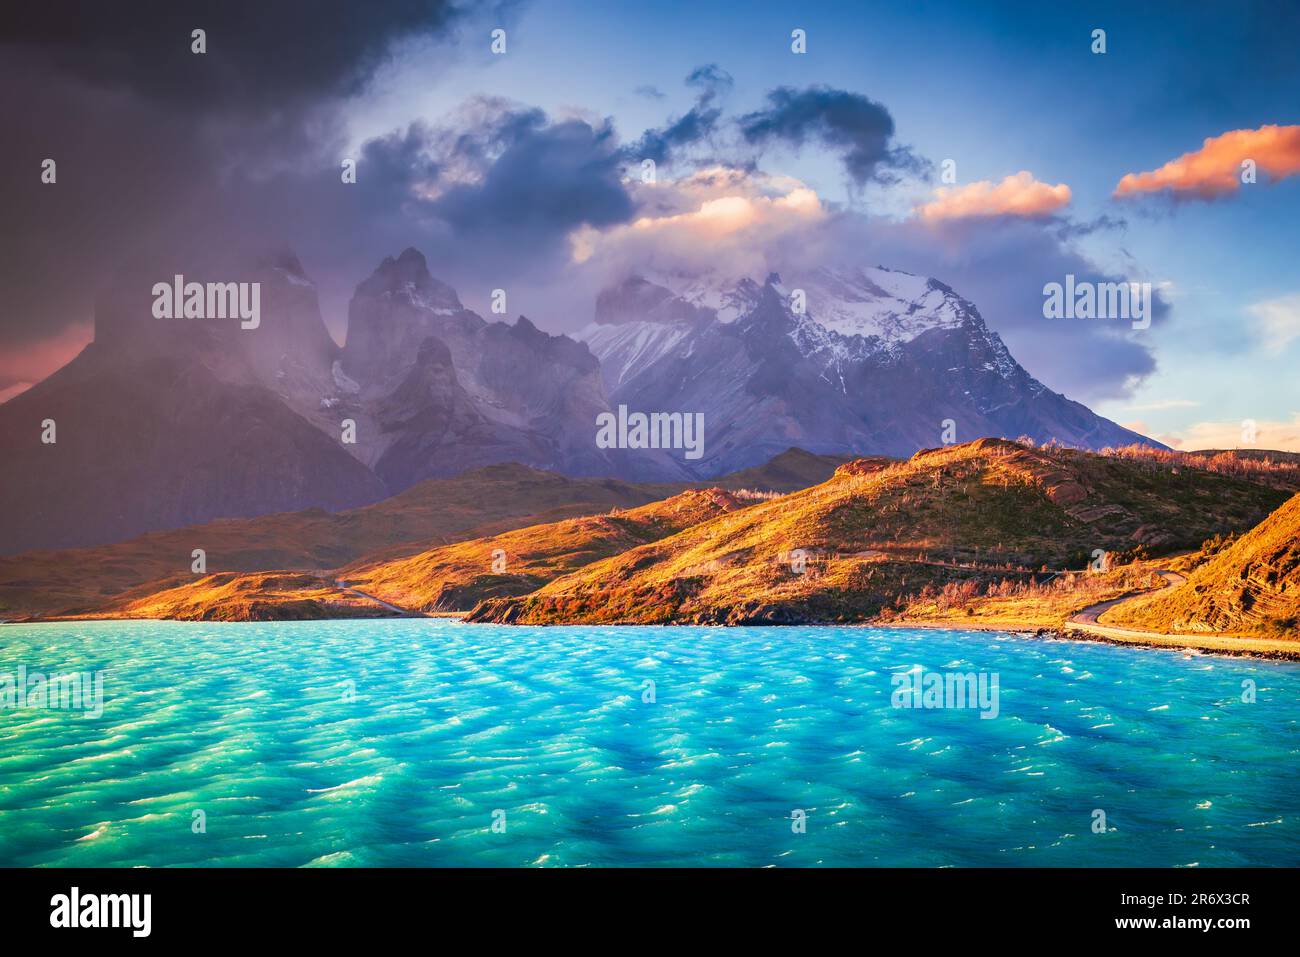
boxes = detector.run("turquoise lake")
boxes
[0,619,1296,867]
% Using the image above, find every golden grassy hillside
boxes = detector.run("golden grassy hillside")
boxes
[468,439,1293,625]
[1103,492,1300,638]
[884,562,1169,629]
[0,463,667,617]
[344,488,746,612]
[1,452,848,619]
[3,450,849,620]
[87,572,397,622]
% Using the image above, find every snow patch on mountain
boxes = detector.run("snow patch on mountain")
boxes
[582,266,1006,386]
[581,321,694,389]
[793,266,969,343]
[385,279,461,315]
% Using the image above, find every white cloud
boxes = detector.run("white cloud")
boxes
[1159,413,1300,452]
[569,166,828,278]
[1247,293,1300,351]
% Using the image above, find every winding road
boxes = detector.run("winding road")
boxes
[1069,570,1185,628]
[1066,569,1193,642]
[334,580,425,618]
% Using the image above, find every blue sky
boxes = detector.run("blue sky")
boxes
[339,0,1300,449]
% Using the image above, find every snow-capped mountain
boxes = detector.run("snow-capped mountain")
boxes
[577,267,1159,476]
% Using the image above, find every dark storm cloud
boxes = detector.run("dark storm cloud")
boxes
[356,124,444,206]
[627,65,733,167]
[738,86,929,185]
[5,0,467,113]
[0,1,521,355]
[429,111,634,240]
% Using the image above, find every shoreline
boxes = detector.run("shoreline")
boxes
[1055,623,1300,661]
[843,616,1300,661]
[8,610,1297,661]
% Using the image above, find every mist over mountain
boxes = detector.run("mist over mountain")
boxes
[0,253,384,554]
[336,248,687,488]
[0,248,687,554]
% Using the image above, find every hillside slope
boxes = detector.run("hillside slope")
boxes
[344,488,745,612]
[92,573,398,622]
[1,450,846,620]
[39,489,748,622]
[0,464,678,618]
[468,439,1291,625]
[1104,492,1300,638]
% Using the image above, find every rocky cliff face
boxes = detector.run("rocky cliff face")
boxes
[579,267,1160,476]
[338,247,688,488]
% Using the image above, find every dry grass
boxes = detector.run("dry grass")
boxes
[884,563,1167,628]
[344,488,745,613]
[81,572,395,622]
[470,439,1291,625]
[2,451,850,620]
[1104,492,1300,639]
[1100,444,1300,490]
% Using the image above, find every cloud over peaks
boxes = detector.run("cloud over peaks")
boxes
[916,171,1071,221]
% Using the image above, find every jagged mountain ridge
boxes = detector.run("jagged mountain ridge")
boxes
[579,266,1158,475]
[0,253,388,555]
[0,248,689,554]
[1,249,1162,555]
[336,248,687,489]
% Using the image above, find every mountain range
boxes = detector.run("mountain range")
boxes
[0,248,1157,554]
[579,267,1154,474]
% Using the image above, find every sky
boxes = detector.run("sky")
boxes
[2,0,1298,449]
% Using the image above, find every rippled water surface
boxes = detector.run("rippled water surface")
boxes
[1,619,1297,867]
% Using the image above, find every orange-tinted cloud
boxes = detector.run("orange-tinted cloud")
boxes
[1114,124,1300,199]
[0,382,34,405]
[915,171,1071,221]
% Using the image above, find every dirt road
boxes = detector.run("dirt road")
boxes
[1068,570,1186,630]
[335,580,425,617]
[1062,570,1298,658]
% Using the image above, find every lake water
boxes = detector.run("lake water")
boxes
[1,620,1296,867]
